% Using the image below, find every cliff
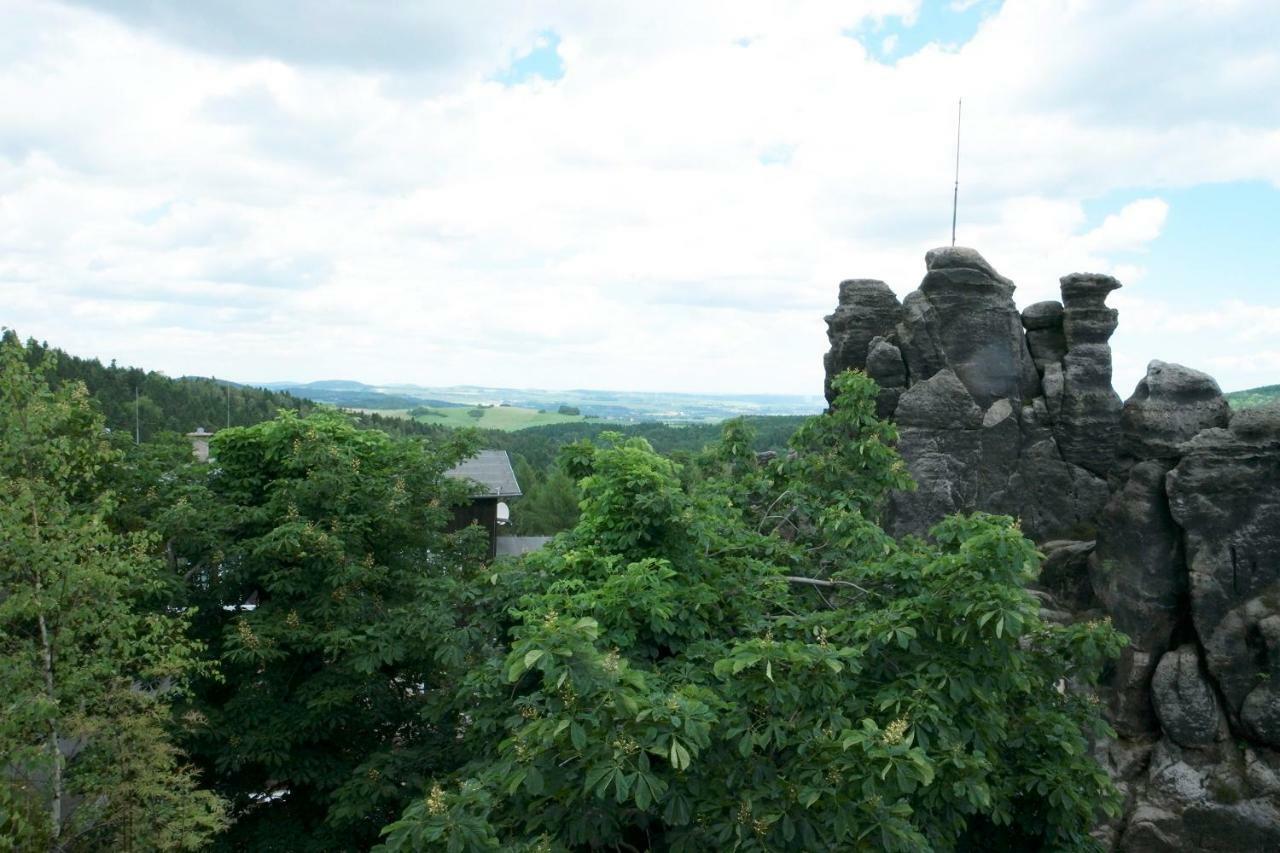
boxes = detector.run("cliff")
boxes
[824,248,1280,851]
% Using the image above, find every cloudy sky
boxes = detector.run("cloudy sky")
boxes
[2,0,1278,396]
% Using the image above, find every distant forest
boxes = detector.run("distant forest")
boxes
[10,333,461,441]
[7,331,807,535]
[14,333,317,437]
[1226,383,1280,409]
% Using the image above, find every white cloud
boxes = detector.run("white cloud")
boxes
[0,0,1278,395]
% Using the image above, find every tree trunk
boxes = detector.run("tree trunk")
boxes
[37,604,63,842]
[32,503,63,843]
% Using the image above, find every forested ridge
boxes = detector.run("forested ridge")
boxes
[1,332,1125,851]
[1225,383,1280,410]
[3,331,806,537]
[12,333,318,437]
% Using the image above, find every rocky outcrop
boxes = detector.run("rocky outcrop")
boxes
[1167,403,1280,748]
[1023,300,1068,374]
[1056,273,1123,475]
[1121,361,1230,464]
[824,248,1110,542]
[1152,645,1228,748]
[913,248,1040,407]
[823,279,901,405]
[822,250,1280,851]
[1112,739,1280,853]
[1039,539,1097,612]
[865,336,907,419]
[1092,459,1186,736]
[888,370,983,534]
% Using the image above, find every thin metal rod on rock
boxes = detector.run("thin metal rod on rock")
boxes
[951,97,962,247]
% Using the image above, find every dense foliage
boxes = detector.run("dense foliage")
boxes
[0,337,226,850]
[493,416,807,536]
[483,417,807,474]
[2,330,1126,851]
[158,414,489,850]
[377,373,1126,851]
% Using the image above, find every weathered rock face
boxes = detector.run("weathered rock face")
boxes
[1152,645,1228,748]
[1055,274,1123,475]
[1023,300,1068,374]
[914,253,1039,408]
[821,251,1280,851]
[1114,739,1280,853]
[1121,361,1231,464]
[1092,459,1186,736]
[823,279,901,405]
[1039,539,1098,612]
[825,248,1111,542]
[889,370,983,535]
[1167,403,1280,748]
[865,336,906,419]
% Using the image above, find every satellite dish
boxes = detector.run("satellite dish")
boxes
[496,501,510,525]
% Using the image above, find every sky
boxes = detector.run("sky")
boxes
[2,0,1278,397]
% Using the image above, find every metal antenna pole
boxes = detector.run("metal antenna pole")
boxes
[135,385,140,444]
[951,98,962,247]
[226,385,231,429]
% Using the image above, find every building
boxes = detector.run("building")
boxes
[444,450,522,559]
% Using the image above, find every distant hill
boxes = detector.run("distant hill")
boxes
[1225,384,1280,410]
[262,380,471,410]
[3,332,443,441]
[266,386,452,410]
[3,334,818,451]
[258,378,825,424]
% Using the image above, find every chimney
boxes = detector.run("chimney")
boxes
[186,427,214,463]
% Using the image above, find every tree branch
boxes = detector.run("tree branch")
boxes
[783,575,871,596]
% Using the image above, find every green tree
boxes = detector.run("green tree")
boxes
[378,372,1125,851]
[510,456,581,537]
[172,412,492,849]
[0,335,226,850]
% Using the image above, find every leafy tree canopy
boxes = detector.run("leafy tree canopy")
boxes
[0,334,226,850]
[378,372,1126,852]
[165,412,493,850]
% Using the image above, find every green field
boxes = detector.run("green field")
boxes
[365,405,609,431]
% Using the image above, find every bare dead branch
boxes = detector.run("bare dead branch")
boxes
[783,575,871,596]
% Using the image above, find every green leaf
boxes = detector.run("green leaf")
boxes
[524,765,544,795]
[669,739,691,771]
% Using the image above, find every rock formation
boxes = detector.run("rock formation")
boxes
[1167,404,1280,747]
[822,248,1280,851]
[824,246,1110,543]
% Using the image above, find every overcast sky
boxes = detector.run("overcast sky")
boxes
[2,0,1278,396]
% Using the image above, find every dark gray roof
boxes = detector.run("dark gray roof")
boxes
[445,450,522,498]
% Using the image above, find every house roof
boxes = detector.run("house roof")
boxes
[445,450,522,498]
